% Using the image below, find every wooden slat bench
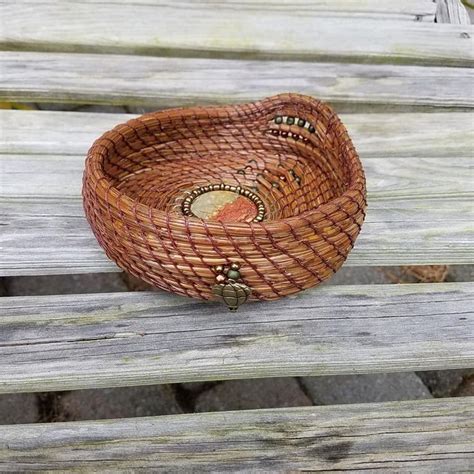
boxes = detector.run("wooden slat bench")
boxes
[0,0,473,470]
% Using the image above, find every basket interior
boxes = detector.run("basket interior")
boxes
[101,101,351,223]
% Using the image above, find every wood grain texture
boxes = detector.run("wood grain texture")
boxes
[1,110,473,275]
[0,397,473,470]
[0,1,471,65]
[2,52,472,110]
[5,0,437,22]
[0,283,472,393]
[3,154,473,200]
[437,0,471,23]
[1,109,472,158]
[2,196,471,275]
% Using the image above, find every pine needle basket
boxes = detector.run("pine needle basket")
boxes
[83,93,367,310]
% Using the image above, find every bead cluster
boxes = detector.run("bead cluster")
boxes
[215,262,241,283]
[269,168,302,188]
[182,183,266,222]
[212,262,251,311]
[270,115,316,143]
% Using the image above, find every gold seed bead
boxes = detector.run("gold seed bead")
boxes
[216,274,226,283]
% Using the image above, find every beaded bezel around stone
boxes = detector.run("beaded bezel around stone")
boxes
[181,184,266,223]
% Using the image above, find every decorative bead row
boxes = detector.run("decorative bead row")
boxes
[273,115,316,134]
[269,129,311,144]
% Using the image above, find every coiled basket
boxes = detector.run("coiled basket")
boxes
[83,93,367,311]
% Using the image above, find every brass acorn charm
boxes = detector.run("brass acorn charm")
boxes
[212,263,251,311]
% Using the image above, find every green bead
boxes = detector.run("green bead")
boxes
[286,116,295,125]
[308,125,316,133]
[227,269,241,280]
[297,118,306,127]
[275,116,283,124]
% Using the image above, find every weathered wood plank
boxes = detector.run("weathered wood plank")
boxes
[1,1,472,65]
[0,200,118,275]
[0,398,473,470]
[437,0,471,23]
[0,283,472,393]
[1,109,472,158]
[2,196,472,275]
[3,155,472,200]
[9,0,437,22]
[2,52,472,110]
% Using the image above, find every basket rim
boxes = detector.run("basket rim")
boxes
[85,93,366,233]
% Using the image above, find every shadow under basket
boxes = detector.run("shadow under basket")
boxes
[83,93,367,311]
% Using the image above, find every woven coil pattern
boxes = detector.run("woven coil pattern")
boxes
[83,93,367,301]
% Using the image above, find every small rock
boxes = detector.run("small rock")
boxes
[0,278,8,296]
[417,369,474,397]
[448,265,474,282]
[325,266,392,285]
[301,373,432,405]
[453,375,474,397]
[178,382,212,393]
[122,272,156,292]
[60,385,182,421]
[0,393,38,424]
[195,377,312,412]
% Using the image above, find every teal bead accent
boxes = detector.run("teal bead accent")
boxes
[227,269,241,280]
